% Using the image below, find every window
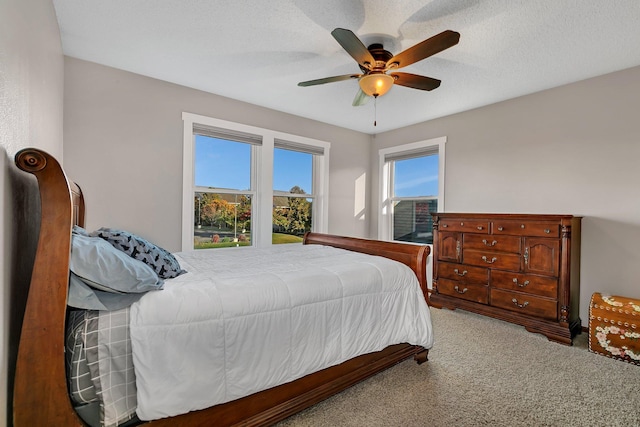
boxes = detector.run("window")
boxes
[182,113,330,251]
[272,143,315,244]
[194,134,255,249]
[378,137,446,245]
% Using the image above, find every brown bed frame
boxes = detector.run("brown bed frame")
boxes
[13,147,431,427]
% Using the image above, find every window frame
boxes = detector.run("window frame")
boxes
[378,136,446,243]
[182,112,330,251]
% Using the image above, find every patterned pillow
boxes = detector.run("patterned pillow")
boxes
[90,228,186,279]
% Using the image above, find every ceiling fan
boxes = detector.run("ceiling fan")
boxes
[298,28,460,106]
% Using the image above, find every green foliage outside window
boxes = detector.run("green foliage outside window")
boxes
[194,186,311,249]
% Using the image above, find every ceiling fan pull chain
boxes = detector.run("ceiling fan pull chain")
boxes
[374,94,378,126]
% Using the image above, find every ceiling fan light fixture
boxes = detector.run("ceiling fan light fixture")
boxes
[359,73,394,97]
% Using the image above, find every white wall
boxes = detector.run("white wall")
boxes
[62,58,372,252]
[372,65,640,326]
[0,0,64,425]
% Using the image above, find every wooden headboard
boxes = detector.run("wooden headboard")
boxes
[14,148,85,425]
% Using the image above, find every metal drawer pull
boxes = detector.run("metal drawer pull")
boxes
[512,298,529,308]
[454,286,468,294]
[442,224,448,228]
[477,226,483,230]
[482,239,497,247]
[512,278,530,287]
[524,247,529,265]
[497,226,504,231]
[544,229,550,234]
[453,269,468,277]
[460,222,464,226]
[481,256,498,264]
[521,224,525,229]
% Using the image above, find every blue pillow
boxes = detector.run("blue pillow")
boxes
[68,272,146,311]
[70,234,164,294]
[72,225,90,237]
[90,228,186,279]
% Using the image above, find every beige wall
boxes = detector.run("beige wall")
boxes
[64,56,640,327]
[0,0,64,425]
[372,65,640,326]
[62,58,372,252]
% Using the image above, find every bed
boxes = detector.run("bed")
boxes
[13,147,433,426]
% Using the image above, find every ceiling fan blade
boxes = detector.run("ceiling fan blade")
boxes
[390,72,441,91]
[298,74,360,87]
[331,28,376,70]
[387,30,460,69]
[352,89,370,106]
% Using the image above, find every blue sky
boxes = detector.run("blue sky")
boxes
[394,155,439,198]
[195,135,312,193]
[274,148,312,193]
[195,135,437,197]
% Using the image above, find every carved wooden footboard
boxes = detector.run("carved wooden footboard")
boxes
[303,231,430,301]
[13,147,430,427]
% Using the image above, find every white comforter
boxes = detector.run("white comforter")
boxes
[129,244,433,421]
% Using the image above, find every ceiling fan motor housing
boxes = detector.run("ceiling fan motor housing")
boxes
[367,43,393,70]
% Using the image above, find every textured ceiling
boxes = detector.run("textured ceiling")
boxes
[53,0,640,134]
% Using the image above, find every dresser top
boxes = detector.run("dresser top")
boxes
[431,212,581,221]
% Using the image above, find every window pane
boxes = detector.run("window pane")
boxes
[393,155,438,198]
[393,199,437,244]
[273,148,313,194]
[272,196,312,244]
[194,192,252,249]
[195,135,251,190]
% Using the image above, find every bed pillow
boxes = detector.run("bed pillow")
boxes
[70,234,164,294]
[72,225,90,237]
[90,227,186,279]
[68,272,146,311]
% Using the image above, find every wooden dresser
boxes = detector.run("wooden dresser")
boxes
[430,213,581,344]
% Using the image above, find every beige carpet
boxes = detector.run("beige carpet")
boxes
[276,308,640,427]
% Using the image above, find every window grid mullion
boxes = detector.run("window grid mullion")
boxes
[273,191,314,199]
[391,196,437,202]
[195,187,255,196]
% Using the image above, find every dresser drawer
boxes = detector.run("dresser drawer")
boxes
[490,270,558,298]
[490,288,557,320]
[463,249,521,271]
[439,219,489,233]
[492,220,559,237]
[438,262,488,285]
[463,234,521,254]
[438,279,488,304]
